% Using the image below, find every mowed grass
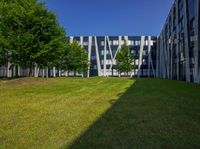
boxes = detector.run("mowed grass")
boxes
[0,77,133,149]
[0,77,200,149]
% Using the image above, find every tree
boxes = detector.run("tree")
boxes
[0,0,67,77]
[116,45,134,77]
[61,41,88,77]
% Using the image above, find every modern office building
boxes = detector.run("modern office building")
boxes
[70,36,157,77]
[157,0,200,83]
[1,0,199,83]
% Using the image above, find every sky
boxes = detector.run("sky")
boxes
[45,0,174,36]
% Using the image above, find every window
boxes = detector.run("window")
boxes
[106,60,112,65]
[135,40,140,46]
[178,0,184,20]
[178,19,184,32]
[142,59,147,65]
[145,40,148,46]
[91,56,96,60]
[101,50,104,56]
[135,59,139,65]
[113,40,119,46]
[143,51,147,56]
[121,40,125,45]
[150,40,154,46]
[128,40,134,46]
[131,50,135,54]
[188,0,195,20]
[83,42,88,46]
[101,41,104,46]
[173,7,176,29]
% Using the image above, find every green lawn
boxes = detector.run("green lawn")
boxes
[0,77,200,149]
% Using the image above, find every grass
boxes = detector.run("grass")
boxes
[0,77,200,149]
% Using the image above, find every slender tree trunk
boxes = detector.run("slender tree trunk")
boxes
[29,63,33,77]
[13,65,16,77]
[42,69,45,78]
[7,62,11,78]
[46,67,48,78]
[36,68,40,77]
[34,64,38,77]
[17,65,21,77]
[118,72,121,77]
[53,67,56,77]
[59,69,61,77]
[65,71,68,77]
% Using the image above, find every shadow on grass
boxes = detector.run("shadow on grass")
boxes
[66,78,200,149]
[66,80,143,149]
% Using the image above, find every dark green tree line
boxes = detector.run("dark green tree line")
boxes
[0,0,88,77]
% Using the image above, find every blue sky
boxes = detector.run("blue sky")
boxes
[45,0,174,36]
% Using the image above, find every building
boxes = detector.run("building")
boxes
[70,36,157,77]
[1,0,199,82]
[157,0,200,83]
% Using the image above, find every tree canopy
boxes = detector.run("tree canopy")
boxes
[0,0,88,77]
[60,41,88,76]
[116,45,134,77]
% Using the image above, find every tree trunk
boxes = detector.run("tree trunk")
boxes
[7,62,11,78]
[65,71,68,77]
[17,65,21,77]
[118,72,121,77]
[46,67,48,78]
[53,67,56,77]
[13,65,16,77]
[36,68,40,77]
[34,64,38,77]
[59,69,61,77]
[42,69,45,78]
[29,63,33,77]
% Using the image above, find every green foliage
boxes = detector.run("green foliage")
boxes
[61,41,88,75]
[0,0,67,74]
[0,0,89,77]
[115,45,134,76]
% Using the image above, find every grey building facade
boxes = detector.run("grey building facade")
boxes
[157,0,200,83]
[70,36,157,77]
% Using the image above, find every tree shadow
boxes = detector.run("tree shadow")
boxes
[66,80,145,149]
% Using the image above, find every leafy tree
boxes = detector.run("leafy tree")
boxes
[61,41,88,76]
[0,0,67,77]
[116,45,134,77]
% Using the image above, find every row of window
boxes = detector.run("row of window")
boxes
[91,58,149,66]
[94,59,148,68]
[80,40,154,46]
[99,50,150,56]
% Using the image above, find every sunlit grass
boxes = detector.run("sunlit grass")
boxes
[0,77,200,148]
[0,77,134,149]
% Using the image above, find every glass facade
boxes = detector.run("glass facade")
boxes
[72,36,157,77]
[157,0,199,83]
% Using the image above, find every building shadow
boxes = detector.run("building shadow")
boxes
[66,79,147,149]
